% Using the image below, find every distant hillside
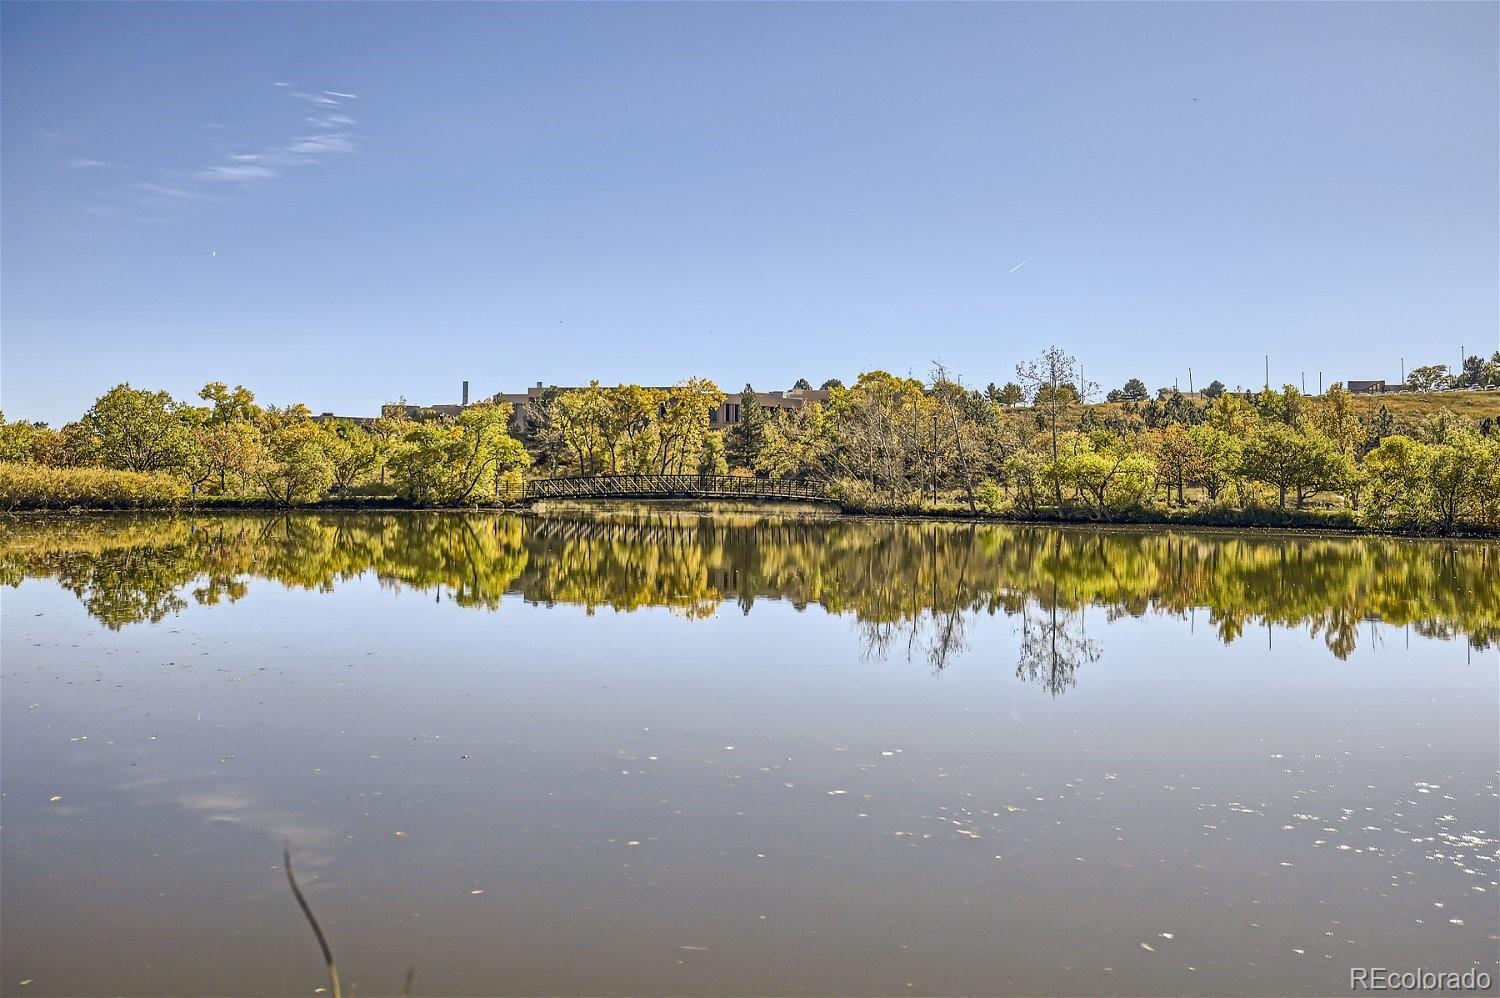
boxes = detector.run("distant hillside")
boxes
[1083,389,1500,425]
[1338,389,1500,422]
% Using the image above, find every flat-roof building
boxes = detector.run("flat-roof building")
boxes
[323,382,834,432]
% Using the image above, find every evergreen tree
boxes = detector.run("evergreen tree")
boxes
[1361,404,1396,456]
[1202,379,1226,398]
[1121,378,1149,401]
[724,384,769,470]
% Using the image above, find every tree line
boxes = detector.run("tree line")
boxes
[0,382,527,507]
[1,346,1497,532]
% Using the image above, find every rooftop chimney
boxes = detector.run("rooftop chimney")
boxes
[462,380,470,406]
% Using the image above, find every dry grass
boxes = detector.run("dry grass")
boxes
[1340,389,1500,423]
[0,462,187,510]
[1074,390,1500,427]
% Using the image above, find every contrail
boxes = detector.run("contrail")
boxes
[1009,259,1031,273]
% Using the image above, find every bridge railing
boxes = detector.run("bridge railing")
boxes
[519,474,831,503]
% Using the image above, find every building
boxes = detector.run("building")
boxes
[325,381,834,433]
[709,387,831,427]
[1348,379,1391,394]
[494,382,831,434]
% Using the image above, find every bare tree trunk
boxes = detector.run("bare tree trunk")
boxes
[949,413,976,513]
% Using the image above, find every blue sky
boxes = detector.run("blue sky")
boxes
[3,2,1495,424]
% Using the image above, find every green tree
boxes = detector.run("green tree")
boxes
[1405,364,1453,392]
[724,385,770,470]
[388,403,527,505]
[1151,425,1200,505]
[651,379,724,474]
[199,420,262,495]
[0,413,47,464]
[80,384,201,474]
[1185,424,1241,503]
[1427,432,1499,532]
[252,423,333,507]
[1240,423,1348,508]
[698,431,728,477]
[1361,435,1433,528]
[1048,433,1155,520]
[1202,380,1226,399]
[755,404,827,481]
[319,420,382,491]
[198,382,260,425]
[1120,378,1149,401]
[822,372,934,506]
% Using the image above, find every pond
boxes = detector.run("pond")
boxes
[1,510,1495,996]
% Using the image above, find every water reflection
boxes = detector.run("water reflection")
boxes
[3,508,1495,996]
[2,509,1494,678]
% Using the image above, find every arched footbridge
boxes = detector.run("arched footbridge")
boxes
[517,474,839,506]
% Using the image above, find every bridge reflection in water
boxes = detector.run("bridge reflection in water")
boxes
[519,474,836,505]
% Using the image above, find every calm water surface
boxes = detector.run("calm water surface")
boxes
[1,510,1496,996]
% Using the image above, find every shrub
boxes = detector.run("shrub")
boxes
[828,477,923,513]
[974,479,1011,515]
[0,462,187,510]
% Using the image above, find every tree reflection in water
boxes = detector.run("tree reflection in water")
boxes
[1016,583,1102,697]
[2,509,1493,694]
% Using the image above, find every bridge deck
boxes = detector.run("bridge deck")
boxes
[517,474,836,505]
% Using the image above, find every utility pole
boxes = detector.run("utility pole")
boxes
[1188,367,1193,393]
[1301,372,1306,393]
[1264,355,1269,390]
[1318,371,1323,394]
[1401,357,1405,383]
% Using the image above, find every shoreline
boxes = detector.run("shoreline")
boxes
[3,499,1496,541]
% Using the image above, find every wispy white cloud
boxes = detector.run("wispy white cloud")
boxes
[87,84,362,221]
[134,181,205,200]
[286,134,355,156]
[199,163,278,182]
[194,85,360,186]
